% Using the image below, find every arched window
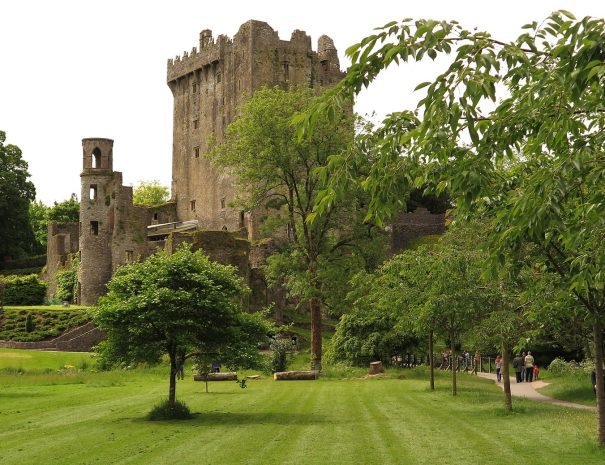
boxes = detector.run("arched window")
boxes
[92,148,102,169]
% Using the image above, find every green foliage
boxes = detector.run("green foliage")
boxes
[266,338,290,373]
[29,194,79,251]
[25,313,34,333]
[548,357,594,376]
[132,180,170,206]
[55,255,79,303]
[146,399,192,421]
[211,87,381,366]
[95,244,272,403]
[0,131,37,259]
[0,307,90,342]
[0,267,43,276]
[0,274,47,305]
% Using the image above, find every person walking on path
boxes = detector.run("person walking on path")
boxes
[513,353,524,382]
[495,355,502,382]
[524,351,535,382]
[472,351,480,375]
[533,364,540,381]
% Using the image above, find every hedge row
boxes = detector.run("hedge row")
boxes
[0,274,48,305]
[0,255,46,270]
[0,307,90,342]
[0,267,43,277]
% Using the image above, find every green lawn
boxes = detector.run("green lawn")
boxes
[1,350,604,464]
[537,371,597,406]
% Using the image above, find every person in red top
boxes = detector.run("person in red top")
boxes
[533,364,540,381]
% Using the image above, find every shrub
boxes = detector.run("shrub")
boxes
[25,314,34,332]
[55,254,79,303]
[266,338,290,373]
[0,274,47,305]
[548,357,594,376]
[147,399,192,420]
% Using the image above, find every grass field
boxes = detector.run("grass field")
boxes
[537,371,598,406]
[1,349,604,465]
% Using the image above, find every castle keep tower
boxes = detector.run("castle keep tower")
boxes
[167,20,344,237]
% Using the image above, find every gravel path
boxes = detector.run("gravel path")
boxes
[477,372,597,411]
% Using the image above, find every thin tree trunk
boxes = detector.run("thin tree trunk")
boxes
[429,330,435,391]
[593,321,605,447]
[450,335,457,396]
[169,353,177,407]
[310,297,322,371]
[501,344,512,412]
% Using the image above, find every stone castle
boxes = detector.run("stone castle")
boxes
[45,20,446,307]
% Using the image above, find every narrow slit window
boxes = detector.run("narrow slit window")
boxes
[190,200,196,212]
[239,211,245,228]
[194,146,200,158]
[153,213,158,221]
[192,81,197,93]
[89,184,97,200]
[220,197,226,209]
[193,119,199,129]
[126,250,134,263]
[90,221,99,235]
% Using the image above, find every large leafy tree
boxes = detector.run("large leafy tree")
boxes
[303,11,605,444]
[95,245,271,408]
[212,87,381,369]
[133,180,170,206]
[0,131,36,259]
[30,194,80,250]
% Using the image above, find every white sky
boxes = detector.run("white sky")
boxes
[1,0,604,204]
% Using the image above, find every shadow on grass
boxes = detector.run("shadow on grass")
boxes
[130,411,327,426]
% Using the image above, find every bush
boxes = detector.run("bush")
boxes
[0,255,46,271]
[147,399,192,420]
[266,338,290,373]
[0,274,47,305]
[548,357,594,376]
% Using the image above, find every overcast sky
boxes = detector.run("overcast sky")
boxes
[2,0,604,204]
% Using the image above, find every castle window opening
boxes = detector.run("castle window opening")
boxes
[90,221,99,236]
[239,211,245,228]
[153,213,158,221]
[283,62,290,82]
[126,250,134,263]
[193,119,199,129]
[222,96,225,105]
[222,225,228,231]
[190,200,196,212]
[216,72,222,83]
[192,81,197,93]
[91,148,102,168]
[89,184,97,200]
[220,197,226,209]
[194,146,200,158]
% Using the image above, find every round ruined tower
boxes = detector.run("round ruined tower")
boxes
[78,138,115,305]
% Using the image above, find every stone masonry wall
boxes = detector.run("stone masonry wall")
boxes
[167,20,344,239]
[391,208,447,254]
[44,222,79,297]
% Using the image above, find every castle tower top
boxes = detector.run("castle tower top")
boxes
[82,138,114,172]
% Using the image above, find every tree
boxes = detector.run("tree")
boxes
[212,87,380,369]
[0,131,36,259]
[303,11,605,444]
[94,245,271,409]
[133,180,170,206]
[29,194,79,251]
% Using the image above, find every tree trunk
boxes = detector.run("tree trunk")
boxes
[501,344,512,412]
[450,335,457,396]
[429,330,435,391]
[593,321,605,447]
[168,353,177,407]
[310,297,322,371]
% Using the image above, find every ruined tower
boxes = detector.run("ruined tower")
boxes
[78,138,115,305]
[167,20,344,238]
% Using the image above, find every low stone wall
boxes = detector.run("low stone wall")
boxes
[0,321,104,352]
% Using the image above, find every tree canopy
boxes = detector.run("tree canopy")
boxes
[212,87,384,369]
[302,10,605,445]
[94,245,271,408]
[0,131,36,259]
[133,180,170,206]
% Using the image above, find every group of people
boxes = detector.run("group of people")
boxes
[511,351,539,383]
[439,350,481,374]
[493,352,539,383]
